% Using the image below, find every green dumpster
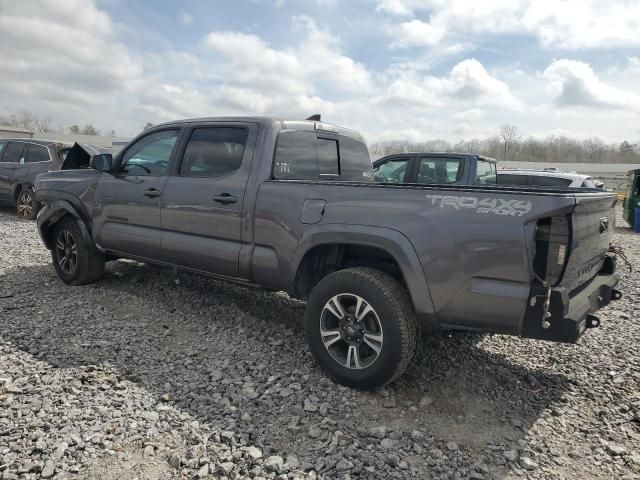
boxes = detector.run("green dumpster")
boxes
[623,169,640,228]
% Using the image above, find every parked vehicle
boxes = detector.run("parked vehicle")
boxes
[0,139,68,219]
[373,153,497,185]
[623,168,640,228]
[34,117,621,389]
[498,168,605,189]
[0,139,111,219]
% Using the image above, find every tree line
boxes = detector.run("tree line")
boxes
[370,124,640,164]
[0,110,119,137]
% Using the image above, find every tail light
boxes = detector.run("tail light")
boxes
[533,215,570,286]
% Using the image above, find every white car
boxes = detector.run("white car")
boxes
[498,168,605,189]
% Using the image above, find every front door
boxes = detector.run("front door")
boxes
[93,128,181,260]
[161,123,257,278]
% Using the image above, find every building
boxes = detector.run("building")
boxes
[0,125,34,140]
[0,125,131,154]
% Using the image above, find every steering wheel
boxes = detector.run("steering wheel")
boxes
[128,163,151,174]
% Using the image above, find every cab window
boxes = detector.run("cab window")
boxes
[373,158,409,183]
[179,127,248,177]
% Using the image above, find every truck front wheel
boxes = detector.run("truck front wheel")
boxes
[51,217,105,286]
[304,267,417,390]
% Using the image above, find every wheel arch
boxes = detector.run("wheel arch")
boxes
[291,225,438,330]
[37,200,93,251]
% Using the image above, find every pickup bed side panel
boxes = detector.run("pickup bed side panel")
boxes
[253,181,579,334]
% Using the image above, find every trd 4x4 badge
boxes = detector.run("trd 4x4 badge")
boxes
[426,195,533,217]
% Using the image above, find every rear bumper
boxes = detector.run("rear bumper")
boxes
[521,261,621,343]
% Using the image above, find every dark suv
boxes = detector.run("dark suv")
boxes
[0,139,67,219]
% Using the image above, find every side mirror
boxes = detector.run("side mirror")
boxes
[90,153,113,172]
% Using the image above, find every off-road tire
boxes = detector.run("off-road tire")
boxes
[16,186,40,220]
[51,217,105,286]
[304,267,418,390]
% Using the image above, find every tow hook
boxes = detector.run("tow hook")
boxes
[586,314,600,329]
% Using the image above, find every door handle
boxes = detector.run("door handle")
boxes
[213,193,238,205]
[144,188,161,198]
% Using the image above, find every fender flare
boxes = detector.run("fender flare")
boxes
[37,200,93,251]
[290,224,438,330]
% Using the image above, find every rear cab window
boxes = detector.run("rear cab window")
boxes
[273,130,372,181]
[416,157,463,184]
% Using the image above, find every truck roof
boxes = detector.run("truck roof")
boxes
[154,116,364,141]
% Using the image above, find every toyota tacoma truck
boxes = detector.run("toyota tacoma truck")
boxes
[34,116,622,389]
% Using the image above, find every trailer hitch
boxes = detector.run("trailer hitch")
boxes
[529,280,552,329]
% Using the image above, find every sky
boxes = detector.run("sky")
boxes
[0,0,639,144]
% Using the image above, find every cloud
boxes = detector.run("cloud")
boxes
[389,19,446,48]
[1,0,639,145]
[376,0,414,16]
[379,0,640,49]
[543,59,640,110]
[204,16,372,96]
[380,59,522,110]
[180,11,194,26]
[0,0,141,121]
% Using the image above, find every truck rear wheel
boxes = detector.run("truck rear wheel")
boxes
[304,267,417,390]
[51,217,105,286]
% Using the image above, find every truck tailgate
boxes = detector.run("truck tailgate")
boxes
[561,194,617,292]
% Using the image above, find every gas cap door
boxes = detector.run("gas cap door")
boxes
[300,199,327,224]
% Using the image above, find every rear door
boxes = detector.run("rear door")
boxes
[0,142,25,203]
[20,143,55,183]
[93,128,181,260]
[160,123,257,278]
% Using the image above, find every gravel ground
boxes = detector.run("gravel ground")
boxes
[0,207,638,480]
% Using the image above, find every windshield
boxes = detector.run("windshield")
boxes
[373,158,408,183]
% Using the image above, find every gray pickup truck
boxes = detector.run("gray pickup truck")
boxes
[34,116,622,389]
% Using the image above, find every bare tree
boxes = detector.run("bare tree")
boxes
[69,125,81,134]
[498,124,520,161]
[583,137,605,162]
[0,110,54,132]
[81,124,100,136]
